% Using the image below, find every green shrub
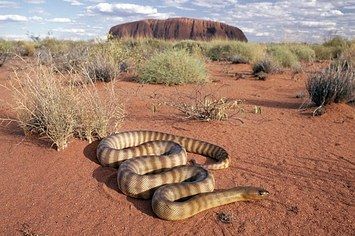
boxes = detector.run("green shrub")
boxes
[138,49,208,85]
[312,45,335,60]
[289,44,315,62]
[173,40,206,56]
[267,45,300,69]
[206,41,265,63]
[312,37,352,60]
[323,36,350,58]
[306,61,354,106]
[0,40,12,67]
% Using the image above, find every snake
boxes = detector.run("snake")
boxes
[96,130,269,221]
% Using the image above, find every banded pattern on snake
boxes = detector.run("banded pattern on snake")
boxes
[97,130,269,221]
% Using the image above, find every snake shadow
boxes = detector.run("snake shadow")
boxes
[84,141,157,218]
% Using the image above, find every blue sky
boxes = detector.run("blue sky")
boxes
[0,0,354,42]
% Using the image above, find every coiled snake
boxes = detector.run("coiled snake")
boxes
[96,130,269,221]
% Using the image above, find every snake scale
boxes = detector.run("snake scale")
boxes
[96,130,269,221]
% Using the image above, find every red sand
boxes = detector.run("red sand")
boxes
[0,62,354,235]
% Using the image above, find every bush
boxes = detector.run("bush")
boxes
[312,37,352,60]
[252,59,274,75]
[16,41,35,57]
[138,49,208,85]
[0,40,12,67]
[323,36,351,58]
[267,45,300,69]
[229,55,248,64]
[306,61,354,106]
[10,66,77,150]
[9,64,124,150]
[289,44,315,62]
[173,40,206,56]
[312,45,335,60]
[206,41,265,63]
[83,54,118,82]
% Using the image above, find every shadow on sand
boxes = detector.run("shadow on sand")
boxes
[83,141,157,218]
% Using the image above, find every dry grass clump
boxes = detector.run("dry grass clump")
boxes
[170,91,243,121]
[138,49,208,85]
[15,41,36,57]
[74,83,124,143]
[10,67,77,150]
[252,59,275,74]
[252,59,276,80]
[34,39,91,73]
[83,54,118,83]
[8,62,124,150]
[306,59,354,108]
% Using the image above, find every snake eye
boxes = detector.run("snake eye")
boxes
[258,190,269,196]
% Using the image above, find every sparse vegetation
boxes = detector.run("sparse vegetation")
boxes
[83,54,118,82]
[173,40,206,56]
[206,41,265,63]
[169,90,243,121]
[0,40,12,67]
[252,59,274,75]
[306,59,354,108]
[138,49,208,85]
[267,45,301,70]
[16,41,36,57]
[312,36,352,60]
[289,44,315,62]
[7,61,124,150]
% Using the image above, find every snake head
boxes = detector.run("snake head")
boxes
[236,186,269,201]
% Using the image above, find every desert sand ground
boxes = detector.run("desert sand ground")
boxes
[0,61,354,235]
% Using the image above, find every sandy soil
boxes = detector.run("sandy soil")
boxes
[0,61,354,235]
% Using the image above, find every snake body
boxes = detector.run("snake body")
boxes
[97,130,268,221]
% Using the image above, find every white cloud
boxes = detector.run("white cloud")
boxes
[321,10,343,17]
[0,14,28,22]
[63,0,83,6]
[25,0,45,4]
[53,28,85,33]
[30,15,43,21]
[192,0,236,8]
[48,17,72,23]
[300,21,337,28]
[87,3,158,16]
[0,1,19,8]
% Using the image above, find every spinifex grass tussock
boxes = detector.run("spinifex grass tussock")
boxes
[83,53,118,83]
[7,62,124,150]
[288,44,315,62]
[9,66,77,150]
[252,59,276,75]
[206,40,265,63]
[306,58,354,109]
[267,44,300,70]
[74,82,125,143]
[138,49,208,85]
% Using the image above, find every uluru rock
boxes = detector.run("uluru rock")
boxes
[109,17,247,41]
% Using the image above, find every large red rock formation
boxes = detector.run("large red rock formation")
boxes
[109,17,247,41]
